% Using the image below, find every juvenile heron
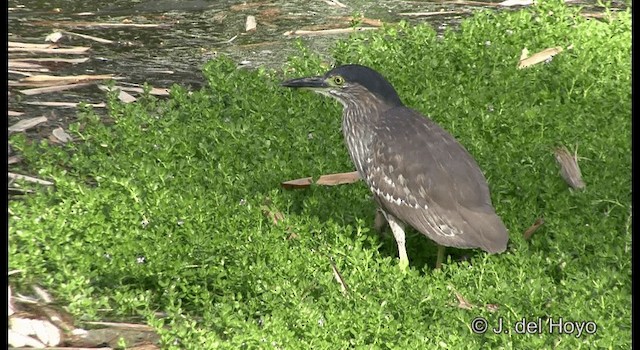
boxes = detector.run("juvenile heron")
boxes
[281,64,509,270]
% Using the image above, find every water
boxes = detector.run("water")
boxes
[7,0,624,138]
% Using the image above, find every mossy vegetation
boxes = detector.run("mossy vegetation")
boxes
[9,1,630,348]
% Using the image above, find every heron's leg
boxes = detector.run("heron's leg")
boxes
[435,244,446,269]
[384,213,409,271]
[374,208,389,235]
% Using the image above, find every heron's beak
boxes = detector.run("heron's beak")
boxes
[281,76,328,89]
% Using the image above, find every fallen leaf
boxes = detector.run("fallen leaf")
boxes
[118,89,137,103]
[322,0,348,8]
[518,46,564,69]
[316,171,361,185]
[485,304,500,312]
[19,82,97,95]
[9,41,53,49]
[261,198,285,225]
[554,145,585,190]
[21,73,114,84]
[8,328,46,348]
[32,318,62,346]
[453,290,475,310]
[281,177,313,189]
[245,15,257,32]
[8,116,48,132]
[45,31,64,43]
[499,0,534,6]
[52,127,73,143]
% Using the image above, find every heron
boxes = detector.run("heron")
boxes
[281,64,508,270]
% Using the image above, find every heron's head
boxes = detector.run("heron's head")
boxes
[281,64,403,109]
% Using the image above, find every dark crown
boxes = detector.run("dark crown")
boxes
[325,64,403,107]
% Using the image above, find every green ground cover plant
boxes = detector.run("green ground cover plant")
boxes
[9,1,630,348]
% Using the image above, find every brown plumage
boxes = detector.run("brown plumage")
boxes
[282,64,508,269]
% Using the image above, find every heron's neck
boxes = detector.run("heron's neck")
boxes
[341,102,388,175]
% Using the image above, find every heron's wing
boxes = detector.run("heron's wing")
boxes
[365,106,508,252]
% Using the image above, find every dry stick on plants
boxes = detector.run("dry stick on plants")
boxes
[523,217,545,240]
[329,256,349,296]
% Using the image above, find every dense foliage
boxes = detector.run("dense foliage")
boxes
[10,1,630,348]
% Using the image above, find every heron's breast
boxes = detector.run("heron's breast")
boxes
[342,109,374,175]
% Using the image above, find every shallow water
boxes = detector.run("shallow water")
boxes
[7,0,622,139]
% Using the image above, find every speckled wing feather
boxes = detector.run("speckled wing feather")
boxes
[363,106,508,253]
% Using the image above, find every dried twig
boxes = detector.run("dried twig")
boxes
[322,0,348,8]
[98,85,170,96]
[82,322,155,332]
[329,257,349,295]
[8,45,91,54]
[29,21,170,29]
[19,82,97,96]
[330,16,384,27]
[261,198,285,225]
[8,116,48,132]
[448,286,476,310]
[9,42,53,49]
[7,172,54,186]
[8,61,49,71]
[10,57,90,64]
[523,217,545,240]
[8,70,35,77]
[23,101,106,108]
[398,10,469,17]
[498,0,533,6]
[60,30,115,44]
[19,74,115,86]
[283,27,378,36]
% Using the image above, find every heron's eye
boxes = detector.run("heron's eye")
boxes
[333,76,345,86]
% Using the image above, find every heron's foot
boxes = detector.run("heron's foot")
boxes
[398,257,409,272]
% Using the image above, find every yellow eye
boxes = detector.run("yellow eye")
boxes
[333,76,345,86]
